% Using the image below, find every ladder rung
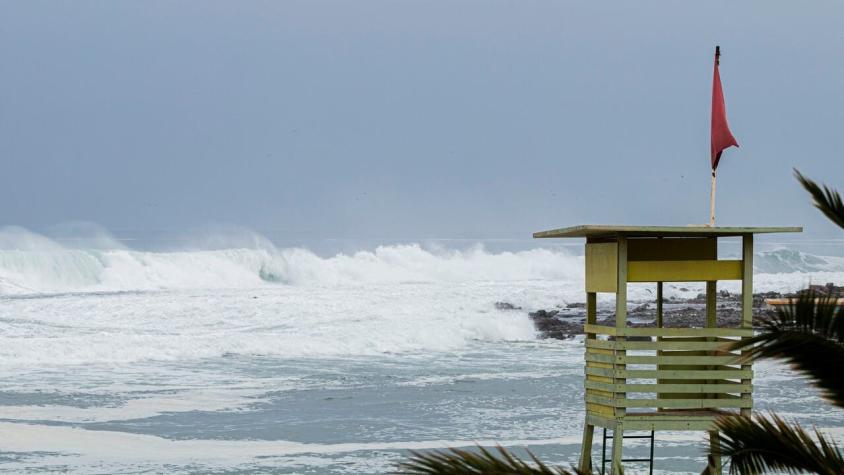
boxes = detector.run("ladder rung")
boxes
[603,458,655,462]
[601,428,655,475]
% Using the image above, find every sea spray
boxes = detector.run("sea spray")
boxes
[3,226,843,297]
[0,226,584,295]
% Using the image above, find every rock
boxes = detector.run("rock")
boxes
[807,282,844,297]
[495,302,522,311]
[528,309,581,339]
[519,285,840,340]
[630,303,651,313]
[529,309,559,319]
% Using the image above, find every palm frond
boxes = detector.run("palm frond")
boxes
[715,413,844,475]
[729,292,844,407]
[396,445,581,475]
[794,169,844,230]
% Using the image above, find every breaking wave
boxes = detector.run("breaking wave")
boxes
[1,226,843,296]
[755,248,844,273]
[0,226,581,295]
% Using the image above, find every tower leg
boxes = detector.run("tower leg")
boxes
[579,421,594,472]
[582,291,597,472]
[708,430,723,474]
[611,425,624,474]
[705,281,717,328]
[740,234,754,417]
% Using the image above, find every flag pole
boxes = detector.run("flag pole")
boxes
[709,46,720,227]
[710,169,717,226]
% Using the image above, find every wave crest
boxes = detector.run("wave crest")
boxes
[0,227,582,295]
[3,226,844,296]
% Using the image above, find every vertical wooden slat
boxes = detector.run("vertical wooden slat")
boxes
[611,424,624,475]
[741,235,753,328]
[740,234,754,417]
[709,430,723,474]
[616,237,628,421]
[706,281,717,328]
[579,422,594,472]
[580,291,598,471]
[616,237,628,330]
[705,280,718,401]
[656,281,664,405]
[656,282,663,328]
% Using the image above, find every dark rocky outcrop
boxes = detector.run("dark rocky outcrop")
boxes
[521,289,791,340]
[494,302,522,311]
[528,309,581,340]
[798,282,844,297]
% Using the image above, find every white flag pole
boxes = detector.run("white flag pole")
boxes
[709,169,717,227]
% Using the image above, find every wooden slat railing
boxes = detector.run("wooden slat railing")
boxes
[583,325,752,417]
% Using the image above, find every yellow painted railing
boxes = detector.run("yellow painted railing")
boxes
[583,325,752,418]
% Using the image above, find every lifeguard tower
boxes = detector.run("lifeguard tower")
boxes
[533,225,801,474]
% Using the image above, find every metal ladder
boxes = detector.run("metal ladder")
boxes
[601,428,655,475]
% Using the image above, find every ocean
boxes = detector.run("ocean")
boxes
[1,227,843,474]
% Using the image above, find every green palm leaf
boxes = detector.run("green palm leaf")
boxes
[794,169,844,230]
[715,413,844,475]
[729,292,844,407]
[396,445,581,475]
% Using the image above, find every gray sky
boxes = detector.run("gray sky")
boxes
[2,1,843,242]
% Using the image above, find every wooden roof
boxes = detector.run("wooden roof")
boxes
[533,225,802,239]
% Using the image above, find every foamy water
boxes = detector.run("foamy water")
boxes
[2,226,843,473]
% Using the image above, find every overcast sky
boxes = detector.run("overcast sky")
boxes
[2,1,843,243]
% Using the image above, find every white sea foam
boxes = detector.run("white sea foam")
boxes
[3,226,844,365]
[0,422,580,463]
[0,227,583,295]
[4,226,842,297]
[0,422,838,469]
[0,282,548,365]
[0,228,577,363]
[397,369,575,387]
[0,387,265,423]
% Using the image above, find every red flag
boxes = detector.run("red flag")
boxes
[711,46,739,170]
